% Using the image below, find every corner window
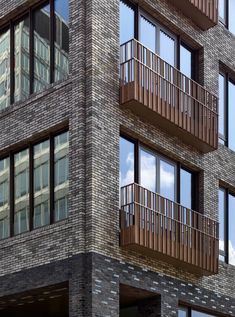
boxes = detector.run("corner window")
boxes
[0,0,69,107]
[120,0,135,45]
[120,135,197,210]
[219,186,235,266]
[0,130,69,239]
[219,71,235,151]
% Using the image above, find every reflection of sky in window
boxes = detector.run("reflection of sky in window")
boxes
[120,1,134,45]
[55,0,69,23]
[160,30,175,66]
[140,149,156,192]
[192,311,216,317]
[180,45,191,78]
[229,0,235,34]
[178,308,187,317]
[160,160,175,201]
[228,81,235,151]
[140,16,156,52]
[219,189,225,252]
[180,169,192,209]
[119,137,134,187]
[219,74,225,136]
[219,0,225,20]
[229,194,235,265]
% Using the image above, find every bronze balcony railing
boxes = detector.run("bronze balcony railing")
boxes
[120,183,219,275]
[120,39,218,153]
[168,0,218,30]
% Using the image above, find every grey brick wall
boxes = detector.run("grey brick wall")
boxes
[0,0,235,316]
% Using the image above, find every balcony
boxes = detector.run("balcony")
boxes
[168,0,218,30]
[120,40,218,153]
[120,183,219,275]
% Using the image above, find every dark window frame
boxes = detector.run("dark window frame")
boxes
[219,185,235,265]
[0,127,69,239]
[219,70,235,149]
[0,0,69,106]
[179,305,221,317]
[120,0,198,81]
[120,133,198,211]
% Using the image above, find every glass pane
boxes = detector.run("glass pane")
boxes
[0,158,10,239]
[120,137,134,187]
[54,0,69,81]
[178,307,188,317]
[54,131,69,221]
[229,193,235,265]
[192,310,216,317]
[160,159,175,201]
[14,16,30,103]
[120,0,134,45]
[160,30,175,66]
[33,3,50,93]
[14,149,29,234]
[180,45,192,78]
[33,140,50,228]
[219,188,225,261]
[229,0,235,34]
[180,169,192,209]
[140,16,156,52]
[140,148,156,192]
[0,29,10,110]
[219,74,225,139]
[228,80,235,151]
[219,0,225,21]
[120,306,138,317]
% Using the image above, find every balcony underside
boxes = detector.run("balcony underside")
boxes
[120,82,218,153]
[168,0,218,30]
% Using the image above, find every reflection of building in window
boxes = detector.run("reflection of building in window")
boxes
[0,0,69,109]
[0,130,69,238]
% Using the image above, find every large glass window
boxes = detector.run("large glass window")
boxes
[54,131,69,221]
[0,158,10,239]
[140,16,156,52]
[219,0,235,35]
[219,186,235,266]
[0,130,69,240]
[54,0,69,81]
[34,140,50,228]
[0,0,69,107]
[219,72,235,151]
[120,0,135,45]
[180,44,192,78]
[14,149,30,235]
[120,135,196,208]
[159,30,175,67]
[0,29,10,110]
[119,137,135,187]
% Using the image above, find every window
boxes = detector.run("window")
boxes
[219,0,235,34]
[120,135,197,210]
[0,0,69,107]
[0,130,69,239]
[219,71,235,151]
[120,0,197,79]
[219,187,235,265]
[179,307,219,317]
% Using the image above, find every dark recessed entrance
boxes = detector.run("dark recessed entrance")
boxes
[0,283,69,317]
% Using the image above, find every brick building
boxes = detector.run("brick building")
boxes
[0,0,234,316]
